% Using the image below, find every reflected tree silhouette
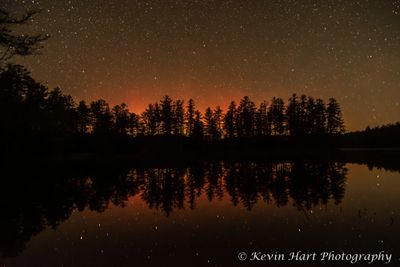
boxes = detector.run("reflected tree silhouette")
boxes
[141,168,186,216]
[0,161,354,258]
[186,163,206,210]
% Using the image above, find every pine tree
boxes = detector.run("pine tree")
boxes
[269,97,286,135]
[128,113,139,136]
[326,98,345,134]
[286,93,299,135]
[213,106,223,139]
[77,100,90,134]
[173,99,184,135]
[46,87,76,133]
[185,99,195,137]
[112,103,130,135]
[90,99,113,135]
[237,96,256,137]
[305,96,315,134]
[313,98,326,134]
[204,107,215,139]
[255,100,271,136]
[160,95,173,135]
[141,103,159,136]
[223,101,237,138]
[298,94,308,135]
[193,110,204,139]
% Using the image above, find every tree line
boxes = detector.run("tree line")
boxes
[0,64,345,140]
[0,8,345,141]
[341,122,400,148]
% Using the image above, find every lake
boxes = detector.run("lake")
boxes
[0,161,399,266]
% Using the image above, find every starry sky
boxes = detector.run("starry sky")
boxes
[3,0,400,130]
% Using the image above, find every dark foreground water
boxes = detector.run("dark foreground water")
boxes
[0,161,399,266]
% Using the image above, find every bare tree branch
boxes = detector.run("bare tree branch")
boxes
[0,9,38,24]
[0,8,49,63]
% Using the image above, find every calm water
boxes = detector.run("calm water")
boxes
[0,161,399,266]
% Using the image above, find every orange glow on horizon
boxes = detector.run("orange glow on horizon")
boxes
[83,84,367,131]
[86,83,282,115]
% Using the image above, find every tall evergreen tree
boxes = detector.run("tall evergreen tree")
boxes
[160,95,173,135]
[128,113,139,136]
[141,103,159,136]
[77,100,90,134]
[255,100,271,136]
[46,87,76,133]
[23,79,48,133]
[213,106,223,139]
[298,94,308,135]
[0,65,34,134]
[204,107,219,140]
[112,103,130,135]
[305,96,315,134]
[192,110,204,139]
[286,93,299,135]
[153,103,162,134]
[90,99,113,135]
[326,98,345,134]
[185,99,195,137]
[173,100,184,135]
[269,97,286,135]
[314,98,327,134]
[237,96,256,137]
[223,101,237,138]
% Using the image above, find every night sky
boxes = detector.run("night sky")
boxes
[4,0,400,131]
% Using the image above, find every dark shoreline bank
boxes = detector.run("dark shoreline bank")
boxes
[3,145,400,173]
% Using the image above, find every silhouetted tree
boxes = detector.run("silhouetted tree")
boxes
[224,101,237,138]
[112,103,130,135]
[204,107,219,140]
[214,106,223,139]
[185,99,195,137]
[204,162,224,201]
[90,99,113,135]
[141,103,161,136]
[160,95,173,135]
[128,113,140,136]
[313,98,327,134]
[153,103,162,134]
[192,110,204,139]
[298,94,308,135]
[0,8,50,137]
[286,93,300,135]
[237,96,256,137]
[77,101,90,134]
[186,164,205,210]
[0,9,48,62]
[0,64,63,137]
[45,87,76,133]
[269,97,286,135]
[271,163,290,207]
[173,99,184,135]
[327,98,345,134]
[23,76,47,133]
[328,163,347,204]
[0,64,26,102]
[255,100,271,136]
[136,114,146,135]
[305,96,315,134]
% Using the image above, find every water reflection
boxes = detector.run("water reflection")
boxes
[0,161,351,258]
